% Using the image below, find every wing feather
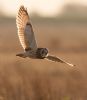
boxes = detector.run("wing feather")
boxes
[16,5,37,51]
[46,55,75,67]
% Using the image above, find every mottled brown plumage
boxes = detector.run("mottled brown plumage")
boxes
[16,5,75,67]
[16,5,37,51]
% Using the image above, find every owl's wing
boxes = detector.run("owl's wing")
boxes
[16,5,37,51]
[46,55,75,67]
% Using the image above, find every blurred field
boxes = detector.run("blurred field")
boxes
[0,17,87,100]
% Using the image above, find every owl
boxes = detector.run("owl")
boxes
[16,5,75,67]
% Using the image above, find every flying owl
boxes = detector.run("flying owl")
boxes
[16,5,75,67]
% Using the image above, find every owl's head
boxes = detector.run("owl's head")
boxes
[36,48,48,59]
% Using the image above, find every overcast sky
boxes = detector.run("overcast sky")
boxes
[0,0,87,17]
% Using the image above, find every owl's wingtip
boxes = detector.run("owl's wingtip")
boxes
[67,63,76,67]
[20,5,24,8]
[73,64,76,66]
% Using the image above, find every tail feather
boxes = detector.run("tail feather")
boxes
[16,53,26,58]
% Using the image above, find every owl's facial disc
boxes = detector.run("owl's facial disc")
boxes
[36,48,48,59]
[40,48,48,58]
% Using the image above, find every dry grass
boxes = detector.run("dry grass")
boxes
[0,18,87,100]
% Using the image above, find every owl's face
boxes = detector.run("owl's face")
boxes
[36,48,48,59]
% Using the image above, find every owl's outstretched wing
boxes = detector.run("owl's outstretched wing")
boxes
[46,55,75,67]
[16,5,37,51]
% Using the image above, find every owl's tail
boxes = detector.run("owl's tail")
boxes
[16,53,26,58]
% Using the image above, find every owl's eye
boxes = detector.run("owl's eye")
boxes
[41,49,45,54]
